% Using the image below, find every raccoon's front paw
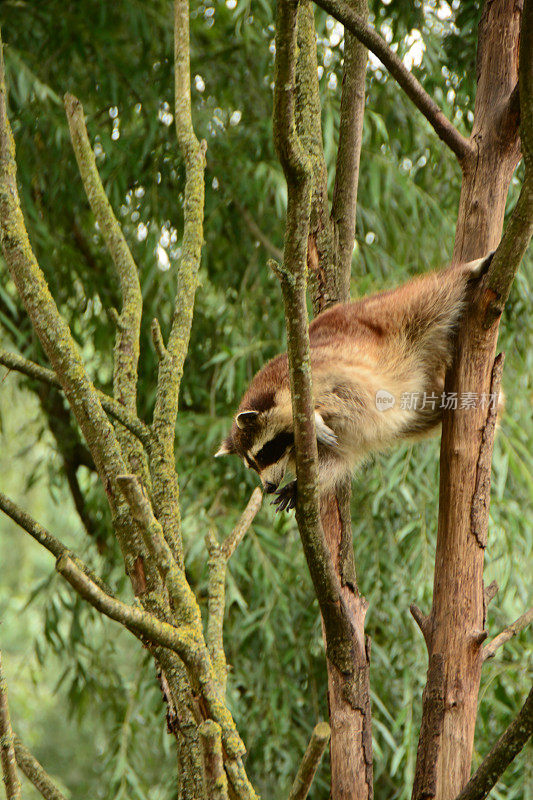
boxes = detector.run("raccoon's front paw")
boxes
[271,480,297,513]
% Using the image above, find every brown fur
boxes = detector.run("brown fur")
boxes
[216,255,494,499]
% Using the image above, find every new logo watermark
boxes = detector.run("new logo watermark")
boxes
[375,389,396,411]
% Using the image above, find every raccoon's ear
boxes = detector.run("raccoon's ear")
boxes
[314,411,338,448]
[215,437,235,458]
[236,410,260,430]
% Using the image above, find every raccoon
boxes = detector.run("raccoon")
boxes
[215,254,494,511]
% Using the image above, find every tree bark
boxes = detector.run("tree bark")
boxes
[412,2,523,798]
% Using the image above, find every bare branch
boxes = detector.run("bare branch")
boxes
[232,199,283,261]
[410,603,432,650]
[199,721,229,800]
[453,688,533,800]
[294,1,335,310]
[288,721,330,800]
[149,0,207,568]
[64,93,142,414]
[0,349,153,447]
[206,489,263,694]
[13,735,67,800]
[0,652,21,800]
[273,0,356,675]
[0,490,115,595]
[56,553,202,657]
[484,0,533,318]
[221,487,263,559]
[312,0,472,162]
[483,607,533,662]
[151,318,167,361]
[331,0,368,291]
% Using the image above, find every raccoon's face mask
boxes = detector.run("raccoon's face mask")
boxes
[215,410,295,493]
[215,409,337,493]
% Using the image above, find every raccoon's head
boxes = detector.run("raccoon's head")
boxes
[215,406,295,494]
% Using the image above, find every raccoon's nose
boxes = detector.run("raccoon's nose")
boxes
[264,482,278,494]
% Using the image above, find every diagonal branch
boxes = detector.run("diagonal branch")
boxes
[0,652,21,800]
[0,349,153,447]
[453,687,533,800]
[150,0,207,568]
[483,607,533,661]
[206,488,262,694]
[288,721,330,800]
[312,0,473,162]
[13,735,67,800]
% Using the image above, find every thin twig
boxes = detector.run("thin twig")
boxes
[0,652,22,800]
[288,721,330,800]
[221,487,263,559]
[0,349,153,447]
[206,488,263,694]
[312,0,472,161]
[13,735,67,800]
[483,607,533,661]
[232,199,283,261]
[453,688,533,800]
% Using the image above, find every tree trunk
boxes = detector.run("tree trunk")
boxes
[412,2,522,798]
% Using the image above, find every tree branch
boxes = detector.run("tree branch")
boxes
[199,721,229,800]
[288,721,330,800]
[13,735,67,800]
[149,0,207,569]
[330,0,368,291]
[453,687,533,800]
[294,0,335,311]
[64,93,142,416]
[483,607,533,661]
[273,0,356,675]
[0,489,113,594]
[206,488,262,694]
[116,474,200,627]
[64,92,147,481]
[0,652,21,800]
[312,0,473,162]
[232,199,284,261]
[485,0,533,320]
[0,349,153,447]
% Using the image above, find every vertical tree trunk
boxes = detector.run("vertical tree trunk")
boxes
[317,2,372,795]
[412,2,522,798]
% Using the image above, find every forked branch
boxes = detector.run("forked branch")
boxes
[0,349,152,447]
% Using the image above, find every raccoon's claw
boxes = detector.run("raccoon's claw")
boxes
[271,480,297,513]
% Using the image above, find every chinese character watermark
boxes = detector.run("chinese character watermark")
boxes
[376,390,499,412]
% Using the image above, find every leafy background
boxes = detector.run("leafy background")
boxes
[0,0,531,797]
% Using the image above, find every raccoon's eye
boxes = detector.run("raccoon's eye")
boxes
[255,432,294,468]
